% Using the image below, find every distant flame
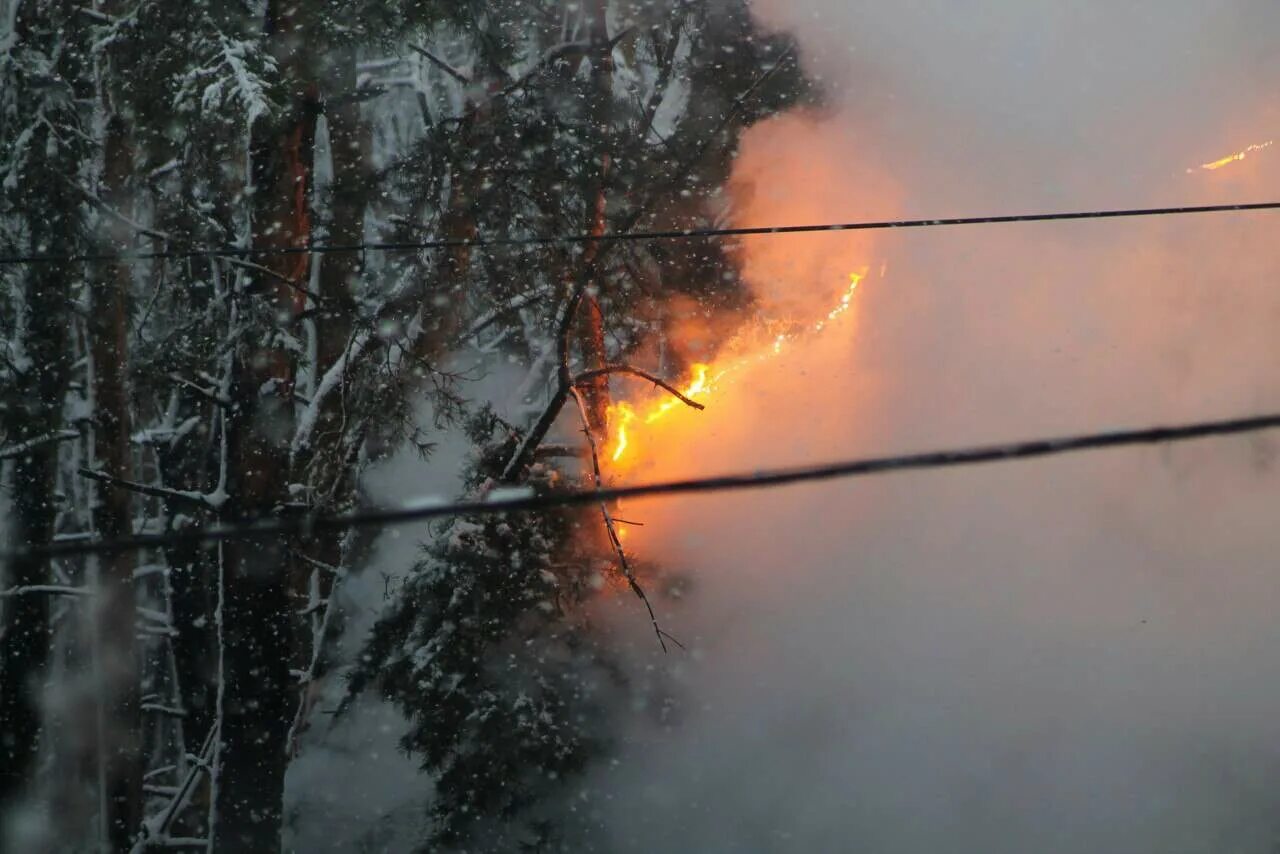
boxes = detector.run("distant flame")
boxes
[603,269,869,467]
[1189,140,1273,172]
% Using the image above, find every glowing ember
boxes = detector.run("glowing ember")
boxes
[1189,140,1273,172]
[604,269,868,466]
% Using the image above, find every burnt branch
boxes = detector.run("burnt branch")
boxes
[573,364,705,411]
[568,386,677,653]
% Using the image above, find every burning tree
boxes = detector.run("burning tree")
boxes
[0,0,807,850]
[347,1,809,848]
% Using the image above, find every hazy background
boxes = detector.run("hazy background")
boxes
[583,2,1280,851]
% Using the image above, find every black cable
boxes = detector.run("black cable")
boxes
[6,409,1279,562]
[3,200,1278,266]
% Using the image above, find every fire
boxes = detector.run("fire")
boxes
[1189,140,1273,172]
[608,402,636,462]
[603,269,869,467]
[605,364,712,463]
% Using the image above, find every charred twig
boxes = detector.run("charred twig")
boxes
[568,386,678,652]
[574,364,705,411]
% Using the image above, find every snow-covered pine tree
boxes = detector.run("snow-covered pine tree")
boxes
[349,1,808,849]
[348,407,621,850]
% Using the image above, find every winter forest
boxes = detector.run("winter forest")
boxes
[6,1,1280,852]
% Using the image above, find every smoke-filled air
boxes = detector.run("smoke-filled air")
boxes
[591,2,1280,852]
[4,0,1280,851]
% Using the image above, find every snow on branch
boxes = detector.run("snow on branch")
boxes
[407,42,470,85]
[78,467,228,510]
[0,585,93,598]
[291,330,371,456]
[0,429,80,460]
[168,373,231,408]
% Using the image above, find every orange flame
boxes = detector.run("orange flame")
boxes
[1190,140,1273,172]
[604,269,869,467]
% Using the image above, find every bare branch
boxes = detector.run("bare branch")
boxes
[75,6,114,23]
[168,373,231,408]
[461,285,553,341]
[574,364,705,411]
[290,550,347,578]
[0,584,92,598]
[407,42,471,84]
[568,386,676,652]
[222,256,324,304]
[129,727,216,853]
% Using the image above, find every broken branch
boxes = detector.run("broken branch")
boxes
[568,386,676,652]
[574,364,705,411]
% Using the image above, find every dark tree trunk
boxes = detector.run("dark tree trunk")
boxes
[90,109,143,852]
[576,0,616,443]
[212,1,318,847]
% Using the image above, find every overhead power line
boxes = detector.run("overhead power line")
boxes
[3,200,1278,266]
[5,409,1279,563]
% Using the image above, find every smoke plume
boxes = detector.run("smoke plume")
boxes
[588,2,1280,851]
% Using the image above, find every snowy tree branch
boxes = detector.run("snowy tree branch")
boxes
[168,374,231,408]
[407,42,471,84]
[78,467,227,510]
[0,429,80,460]
[0,585,93,598]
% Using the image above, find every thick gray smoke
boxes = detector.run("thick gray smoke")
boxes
[586,3,1280,851]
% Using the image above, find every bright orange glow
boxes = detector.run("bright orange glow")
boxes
[608,402,637,462]
[603,269,868,467]
[1191,140,1273,172]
